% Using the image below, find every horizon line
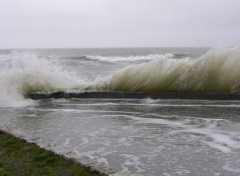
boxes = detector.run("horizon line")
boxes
[0,46,212,50]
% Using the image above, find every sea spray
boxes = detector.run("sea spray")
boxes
[0,51,85,107]
[1,47,240,107]
[109,47,240,92]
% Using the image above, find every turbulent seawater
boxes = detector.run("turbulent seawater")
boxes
[1,47,240,176]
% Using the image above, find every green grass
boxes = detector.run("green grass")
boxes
[0,131,102,176]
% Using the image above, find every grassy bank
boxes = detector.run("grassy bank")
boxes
[0,130,101,176]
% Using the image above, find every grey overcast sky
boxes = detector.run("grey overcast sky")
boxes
[0,0,239,48]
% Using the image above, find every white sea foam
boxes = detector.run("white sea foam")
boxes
[0,51,85,107]
[87,54,172,62]
[177,119,240,153]
[128,115,240,153]
[128,115,185,126]
[1,47,240,107]
[121,154,145,173]
[223,162,240,173]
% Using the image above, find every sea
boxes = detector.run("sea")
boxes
[1,47,240,176]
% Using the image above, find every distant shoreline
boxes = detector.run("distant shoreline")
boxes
[28,91,240,100]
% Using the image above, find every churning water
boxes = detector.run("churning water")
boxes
[1,47,240,175]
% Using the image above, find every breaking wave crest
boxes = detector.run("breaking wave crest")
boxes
[86,54,171,62]
[0,51,85,107]
[1,47,240,107]
[109,47,240,92]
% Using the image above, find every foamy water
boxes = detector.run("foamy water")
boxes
[1,98,240,176]
[1,47,240,176]
[87,54,170,62]
[0,51,85,107]
[1,47,240,108]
